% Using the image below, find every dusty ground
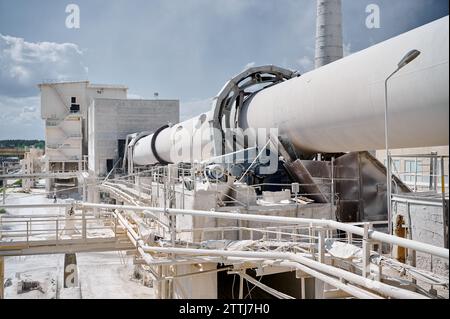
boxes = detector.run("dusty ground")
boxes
[2,188,154,299]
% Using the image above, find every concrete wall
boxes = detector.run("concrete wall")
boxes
[393,197,449,276]
[40,82,88,120]
[173,264,218,299]
[88,99,179,176]
[40,81,128,168]
[40,82,127,121]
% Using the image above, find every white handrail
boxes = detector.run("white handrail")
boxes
[141,246,427,299]
[78,202,449,260]
[3,202,448,259]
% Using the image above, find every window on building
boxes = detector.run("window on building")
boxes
[405,160,417,182]
[70,97,80,113]
[70,104,80,113]
[405,160,416,173]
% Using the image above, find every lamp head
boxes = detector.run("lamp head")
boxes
[398,50,421,69]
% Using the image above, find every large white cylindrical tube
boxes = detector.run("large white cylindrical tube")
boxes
[133,112,213,165]
[240,16,449,154]
[134,16,449,165]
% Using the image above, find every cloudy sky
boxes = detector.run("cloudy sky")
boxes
[0,0,448,139]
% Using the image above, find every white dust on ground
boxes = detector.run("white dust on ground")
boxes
[2,190,154,299]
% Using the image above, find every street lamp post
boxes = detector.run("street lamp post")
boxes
[385,50,421,236]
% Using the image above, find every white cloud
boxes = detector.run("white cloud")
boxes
[0,34,88,139]
[0,95,43,139]
[0,33,88,97]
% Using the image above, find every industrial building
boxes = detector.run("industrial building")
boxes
[0,0,448,300]
[38,81,179,197]
[39,81,128,193]
[87,98,179,177]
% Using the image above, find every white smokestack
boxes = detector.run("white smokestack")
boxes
[315,0,343,68]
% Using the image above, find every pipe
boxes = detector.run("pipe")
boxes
[141,246,427,299]
[4,202,448,259]
[241,16,449,154]
[114,210,162,282]
[0,203,72,209]
[117,204,382,299]
[268,260,383,299]
[110,204,432,299]
[0,256,4,299]
[78,202,449,260]
[391,195,446,207]
[133,16,449,165]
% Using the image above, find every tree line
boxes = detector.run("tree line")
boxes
[0,140,45,149]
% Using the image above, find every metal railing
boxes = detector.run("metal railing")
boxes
[388,154,449,194]
[0,211,117,244]
[124,164,342,211]
[100,201,448,299]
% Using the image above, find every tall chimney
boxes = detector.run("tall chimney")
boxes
[315,0,343,68]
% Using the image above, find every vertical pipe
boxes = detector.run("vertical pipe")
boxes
[385,84,392,236]
[331,157,335,217]
[82,208,87,240]
[56,219,59,241]
[441,157,448,249]
[377,243,383,281]
[362,223,371,278]
[0,256,4,299]
[2,182,5,205]
[384,66,402,234]
[315,0,343,68]
[157,171,160,205]
[191,167,196,191]
[429,154,435,191]
[182,172,185,209]
[318,229,326,263]
[315,228,326,299]
[434,156,439,192]
[238,271,244,299]
[414,157,418,191]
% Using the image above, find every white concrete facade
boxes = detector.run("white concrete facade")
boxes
[39,81,128,191]
[20,148,44,191]
[88,98,179,176]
